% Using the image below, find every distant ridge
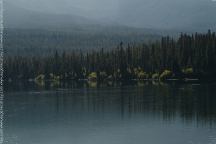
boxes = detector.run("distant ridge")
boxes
[4,2,99,29]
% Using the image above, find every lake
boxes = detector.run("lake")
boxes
[2,82,216,144]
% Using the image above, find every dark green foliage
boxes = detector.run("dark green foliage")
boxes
[4,31,216,81]
[4,28,160,56]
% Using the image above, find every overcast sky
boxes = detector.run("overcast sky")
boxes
[6,0,120,20]
[6,0,119,13]
[6,0,216,15]
[7,0,215,8]
[6,0,216,29]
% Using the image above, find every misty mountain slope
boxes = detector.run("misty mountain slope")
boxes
[4,2,164,56]
[117,0,216,31]
[5,0,216,32]
[4,2,169,35]
[4,28,162,56]
[4,2,100,29]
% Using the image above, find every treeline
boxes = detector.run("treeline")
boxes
[4,30,216,82]
[4,28,159,56]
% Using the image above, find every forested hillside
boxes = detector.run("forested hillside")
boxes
[4,31,216,82]
[4,28,160,56]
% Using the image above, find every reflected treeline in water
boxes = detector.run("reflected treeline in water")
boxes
[4,82,216,127]
[4,80,137,92]
[4,80,200,92]
[0,86,3,144]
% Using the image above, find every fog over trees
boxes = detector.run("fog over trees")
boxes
[4,31,216,82]
[4,1,216,82]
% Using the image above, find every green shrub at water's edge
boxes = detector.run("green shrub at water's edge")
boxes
[159,70,172,80]
[137,71,149,79]
[35,74,45,81]
[88,72,97,81]
[152,73,160,79]
[49,73,60,81]
[182,68,193,75]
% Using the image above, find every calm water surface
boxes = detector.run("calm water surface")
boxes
[2,82,216,144]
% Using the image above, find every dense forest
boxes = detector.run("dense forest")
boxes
[4,28,160,56]
[4,30,216,82]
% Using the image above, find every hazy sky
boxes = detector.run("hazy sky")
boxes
[6,0,216,30]
[6,0,120,20]
[7,0,119,13]
[7,0,215,9]
[6,0,216,15]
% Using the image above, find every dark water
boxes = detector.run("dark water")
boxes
[2,82,216,144]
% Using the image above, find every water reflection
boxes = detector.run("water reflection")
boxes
[0,86,3,144]
[3,82,216,144]
[4,82,216,125]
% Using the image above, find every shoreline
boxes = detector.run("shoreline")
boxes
[5,78,204,83]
